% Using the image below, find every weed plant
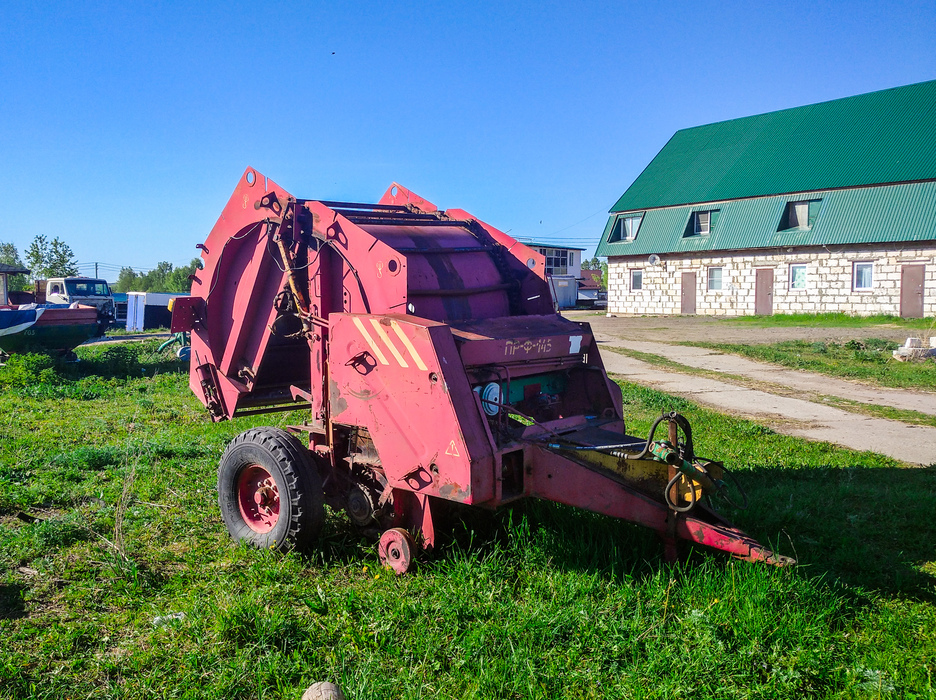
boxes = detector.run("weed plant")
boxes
[0,344,934,698]
[688,338,936,390]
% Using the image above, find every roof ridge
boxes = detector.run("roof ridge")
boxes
[611,79,936,213]
[672,77,936,134]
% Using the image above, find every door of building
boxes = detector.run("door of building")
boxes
[755,269,774,315]
[900,265,925,318]
[681,272,696,314]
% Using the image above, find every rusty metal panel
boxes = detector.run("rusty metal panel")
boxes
[328,313,495,504]
[451,314,591,367]
[378,183,549,286]
[169,296,202,333]
[361,223,511,322]
[185,168,293,418]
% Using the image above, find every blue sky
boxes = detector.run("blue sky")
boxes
[1,0,934,280]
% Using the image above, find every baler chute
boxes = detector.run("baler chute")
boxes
[172,168,793,572]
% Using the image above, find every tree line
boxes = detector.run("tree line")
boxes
[0,236,200,294]
[113,259,202,293]
[4,234,603,293]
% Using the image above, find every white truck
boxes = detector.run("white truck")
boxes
[43,277,116,334]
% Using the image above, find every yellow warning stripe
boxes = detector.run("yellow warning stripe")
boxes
[390,320,428,371]
[369,318,408,368]
[352,316,389,365]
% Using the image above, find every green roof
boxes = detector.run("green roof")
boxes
[524,242,586,251]
[596,181,936,258]
[611,79,936,213]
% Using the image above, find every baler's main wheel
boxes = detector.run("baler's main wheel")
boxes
[378,528,415,575]
[217,427,324,551]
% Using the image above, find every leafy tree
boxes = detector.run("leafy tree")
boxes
[582,256,601,271]
[165,258,202,293]
[147,261,174,291]
[0,241,30,291]
[581,256,608,290]
[114,266,141,293]
[25,235,78,279]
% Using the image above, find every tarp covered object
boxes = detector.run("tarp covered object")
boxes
[0,304,73,337]
[0,308,44,336]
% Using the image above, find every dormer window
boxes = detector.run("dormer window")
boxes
[623,215,642,240]
[790,202,808,227]
[608,213,643,243]
[778,199,822,231]
[683,210,718,237]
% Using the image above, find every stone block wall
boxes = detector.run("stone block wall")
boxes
[607,244,936,316]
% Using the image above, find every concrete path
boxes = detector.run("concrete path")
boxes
[594,337,936,466]
[603,337,936,417]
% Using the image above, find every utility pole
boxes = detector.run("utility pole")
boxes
[95,262,99,278]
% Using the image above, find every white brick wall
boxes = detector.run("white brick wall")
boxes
[607,245,936,316]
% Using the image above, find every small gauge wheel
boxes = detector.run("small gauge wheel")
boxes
[378,528,416,575]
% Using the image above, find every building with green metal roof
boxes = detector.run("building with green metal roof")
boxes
[596,79,936,318]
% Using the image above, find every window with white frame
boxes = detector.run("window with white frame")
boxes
[608,213,644,243]
[707,267,723,291]
[789,263,807,290]
[623,215,642,240]
[630,269,643,291]
[853,262,873,291]
[538,248,569,276]
[684,210,717,237]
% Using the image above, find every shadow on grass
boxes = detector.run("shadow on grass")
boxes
[732,463,936,600]
[0,583,27,620]
[327,463,936,602]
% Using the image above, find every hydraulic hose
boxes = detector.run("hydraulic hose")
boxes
[665,472,698,512]
[159,332,188,353]
[710,462,749,510]
[546,412,679,461]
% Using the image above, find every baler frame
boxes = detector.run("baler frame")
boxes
[173,168,793,573]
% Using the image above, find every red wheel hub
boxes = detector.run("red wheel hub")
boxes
[378,528,415,575]
[237,465,280,533]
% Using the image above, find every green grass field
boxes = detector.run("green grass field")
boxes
[1,343,934,699]
[722,312,936,331]
[685,338,936,391]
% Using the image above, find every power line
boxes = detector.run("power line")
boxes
[538,207,609,238]
[518,235,602,241]
[77,259,197,274]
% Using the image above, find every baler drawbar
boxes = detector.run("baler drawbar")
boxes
[171,168,793,572]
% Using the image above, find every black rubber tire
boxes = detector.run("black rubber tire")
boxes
[217,426,325,551]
